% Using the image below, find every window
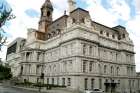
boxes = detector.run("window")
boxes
[116,67,119,75]
[62,78,65,86]
[123,34,125,38]
[111,66,114,74]
[57,78,59,85]
[100,31,103,34]
[26,52,30,61]
[132,80,135,88]
[106,32,109,37]
[68,78,71,86]
[91,79,94,89]
[81,18,85,23]
[112,34,115,39]
[37,52,41,61]
[99,78,102,89]
[89,62,93,72]
[83,61,86,72]
[98,64,101,74]
[36,65,39,74]
[89,46,92,55]
[83,44,86,55]
[118,35,121,40]
[104,65,107,74]
[47,78,49,84]
[52,78,54,85]
[72,18,76,23]
[85,78,88,90]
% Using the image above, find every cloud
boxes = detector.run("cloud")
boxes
[84,0,118,27]
[25,9,39,18]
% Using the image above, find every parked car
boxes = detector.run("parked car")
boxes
[84,89,104,93]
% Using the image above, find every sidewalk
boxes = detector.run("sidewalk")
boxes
[12,86,80,93]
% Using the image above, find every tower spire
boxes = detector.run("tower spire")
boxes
[68,0,76,13]
[38,0,53,33]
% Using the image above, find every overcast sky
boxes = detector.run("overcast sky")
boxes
[0,0,140,72]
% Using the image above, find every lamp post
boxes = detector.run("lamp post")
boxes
[38,72,44,92]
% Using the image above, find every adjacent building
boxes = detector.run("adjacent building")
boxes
[6,0,139,93]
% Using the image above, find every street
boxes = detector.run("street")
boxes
[0,85,39,93]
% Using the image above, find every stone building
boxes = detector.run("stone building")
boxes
[6,0,139,93]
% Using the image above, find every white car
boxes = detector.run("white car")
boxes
[84,89,104,93]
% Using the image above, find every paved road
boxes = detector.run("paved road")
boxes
[0,85,39,93]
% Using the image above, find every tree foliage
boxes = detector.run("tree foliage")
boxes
[0,64,12,80]
[0,0,15,51]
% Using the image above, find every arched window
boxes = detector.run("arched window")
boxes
[111,66,114,74]
[116,67,119,75]
[89,46,92,55]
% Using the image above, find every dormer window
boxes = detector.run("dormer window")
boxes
[123,34,125,38]
[72,18,76,23]
[118,35,121,40]
[81,18,85,23]
[106,32,109,37]
[100,31,103,34]
[112,34,115,39]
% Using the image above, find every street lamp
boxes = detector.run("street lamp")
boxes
[38,73,44,92]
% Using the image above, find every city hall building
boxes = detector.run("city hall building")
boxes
[6,0,140,93]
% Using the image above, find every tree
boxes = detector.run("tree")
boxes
[0,63,12,80]
[0,0,15,51]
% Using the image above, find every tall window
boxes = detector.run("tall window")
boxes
[57,78,59,85]
[98,64,101,74]
[52,78,54,85]
[83,61,86,72]
[89,62,93,72]
[83,44,86,55]
[26,52,30,61]
[47,78,49,84]
[104,65,107,74]
[85,78,88,90]
[62,78,65,86]
[99,78,102,89]
[20,66,23,75]
[37,52,41,61]
[91,79,94,89]
[89,46,92,55]
[116,67,119,75]
[68,78,71,86]
[111,66,114,75]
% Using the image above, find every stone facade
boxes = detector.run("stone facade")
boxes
[6,0,139,93]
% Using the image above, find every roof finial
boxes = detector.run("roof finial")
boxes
[64,10,67,15]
